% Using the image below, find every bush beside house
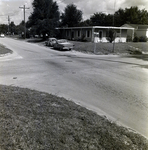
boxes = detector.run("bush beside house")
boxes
[122,24,148,42]
[133,36,147,42]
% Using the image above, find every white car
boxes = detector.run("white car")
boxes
[45,38,57,47]
[0,34,5,38]
[53,39,74,51]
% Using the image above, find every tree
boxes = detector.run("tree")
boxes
[125,6,140,24]
[88,13,113,26]
[27,0,60,38]
[9,22,16,34]
[60,4,82,27]
[114,8,125,26]
[106,29,116,43]
[80,19,91,26]
[114,6,148,26]
[0,24,8,34]
[139,9,148,24]
[82,6,148,27]
[16,21,28,38]
[90,13,106,26]
[105,14,114,26]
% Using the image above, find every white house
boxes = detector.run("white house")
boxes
[122,24,148,39]
[57,26,134,43]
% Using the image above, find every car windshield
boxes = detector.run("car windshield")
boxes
[57,39,67,43]
[49,38,56,41]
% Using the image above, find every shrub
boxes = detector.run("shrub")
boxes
[126,35,132,42]
[133,36,139,42]
[139,36,147,42]
[80,34,87,42]
[106,29,116,43]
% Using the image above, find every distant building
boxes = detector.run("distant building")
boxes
[57,26,134,43]
[121,24,148,39]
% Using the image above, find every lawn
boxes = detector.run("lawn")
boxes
[0,85,148,149]
[72,41,148,55]
[0,44,12,55]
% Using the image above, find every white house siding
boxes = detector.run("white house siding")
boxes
[121,24,148,39]
[94,37,108,43]
[135,26,148,37]
[77,28,92,41]
[93,28,127,43]
[93,29,107,42]
[146,29,148,38]
[115,29,127,43]
[135,29,147,37]
[58,26,134,43]
[115,37,126,43]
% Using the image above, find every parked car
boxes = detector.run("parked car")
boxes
[45,38,57,46]
[53,39,74,50]
[0,34,5,38]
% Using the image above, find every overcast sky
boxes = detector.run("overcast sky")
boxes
[0,0,148,25]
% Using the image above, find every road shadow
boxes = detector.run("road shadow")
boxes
[123,54,148,62]
[49,47,72,52]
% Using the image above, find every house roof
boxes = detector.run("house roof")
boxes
[121,24,148,29]
[57,26,134,30]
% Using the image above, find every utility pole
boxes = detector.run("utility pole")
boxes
[19,5,29,39]
[113,0,116,26]
[112,0,116,53]
[8,16,10,35]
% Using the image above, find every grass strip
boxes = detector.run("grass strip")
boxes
[0,85,148,149]
[0,44,12,55]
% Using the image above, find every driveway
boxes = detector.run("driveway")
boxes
[1,37,148,138]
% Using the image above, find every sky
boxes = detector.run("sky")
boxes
[0,0,148,25]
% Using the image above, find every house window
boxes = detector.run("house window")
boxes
[87,30,90,37]
[71,31,74,39]
[116,29,120,33]
[99,31,103,39]
[66,30,69,37]
[78,30,80,37]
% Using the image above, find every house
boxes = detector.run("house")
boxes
[121,24,148,39]
[57,26,134,43]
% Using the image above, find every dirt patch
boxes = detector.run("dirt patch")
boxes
[0,85,148,149]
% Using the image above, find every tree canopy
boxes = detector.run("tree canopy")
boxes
[0,24,8,34]
[89,13,109,26]
[60,4,83,27]
[27,0,60,37]
[113,7,148,26]
[82,6,148,27]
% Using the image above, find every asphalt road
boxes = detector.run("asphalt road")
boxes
[1,37,148,138]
